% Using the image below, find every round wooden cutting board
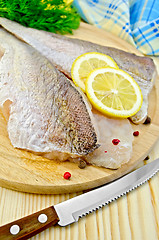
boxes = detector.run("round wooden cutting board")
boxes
[0,22,159,194]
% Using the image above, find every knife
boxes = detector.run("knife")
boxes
[0,159,159,240]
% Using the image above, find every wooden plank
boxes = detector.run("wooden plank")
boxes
[0,22,159,194]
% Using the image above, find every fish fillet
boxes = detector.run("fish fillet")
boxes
[0,29,99,160]
[85,110,133,169]
[0,17,156,124]
[0,28,134,169]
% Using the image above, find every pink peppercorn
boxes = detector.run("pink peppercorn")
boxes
[105,150,107,153]
[63,172,71,180]
[112,139,120,145]
[133,131,139,136]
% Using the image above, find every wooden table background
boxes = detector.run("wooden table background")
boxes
[0,146,159,240]
[0,26,159,239]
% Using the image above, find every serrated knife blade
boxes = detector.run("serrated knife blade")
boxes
[0,159,159,240]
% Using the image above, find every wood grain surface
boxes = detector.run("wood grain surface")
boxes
[0,22,159,194]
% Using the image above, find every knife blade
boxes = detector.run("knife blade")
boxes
[0,158,159,240]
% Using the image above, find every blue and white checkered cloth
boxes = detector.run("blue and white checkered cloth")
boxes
[73,0,159,56]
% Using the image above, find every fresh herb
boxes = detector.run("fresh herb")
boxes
[0,0,81,34]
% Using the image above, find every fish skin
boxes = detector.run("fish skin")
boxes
[0,29,99,158]
[0,17,156,124]
[0,25,134,169]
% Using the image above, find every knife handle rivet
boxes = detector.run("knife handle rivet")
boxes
[10,224,20,235]
[38,214,48,223]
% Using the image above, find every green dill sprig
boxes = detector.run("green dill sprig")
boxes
[0,0,81,34]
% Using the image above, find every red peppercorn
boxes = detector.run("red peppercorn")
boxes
[112,139,120,145]
[133,131,139,136]
[63,172,71,180]
[105,150,107,153]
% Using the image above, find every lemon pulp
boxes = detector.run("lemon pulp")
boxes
[85,67,143,118]
[71,52,118,92]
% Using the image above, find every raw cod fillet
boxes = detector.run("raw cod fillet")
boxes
[0,17,156,124]
[85,110,133,169]
[0,29,133,169]
[0,29,99,160]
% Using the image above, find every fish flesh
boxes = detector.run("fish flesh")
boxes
[0,29,99,160]
[0,17,156,124]
[0,28,134,169]
[85,109,133,169]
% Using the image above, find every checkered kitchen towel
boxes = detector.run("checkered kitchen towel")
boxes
[73,0,159,56]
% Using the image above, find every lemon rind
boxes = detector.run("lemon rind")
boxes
[85,67,143,118]
[71,52,118,92]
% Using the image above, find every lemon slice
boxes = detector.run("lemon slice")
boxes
[85,67,143,118]
[71,52,118,92]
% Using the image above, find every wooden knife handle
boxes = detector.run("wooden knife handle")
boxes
[0,206,59,240]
